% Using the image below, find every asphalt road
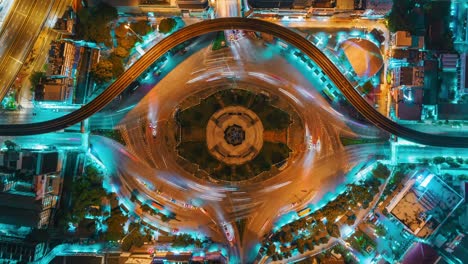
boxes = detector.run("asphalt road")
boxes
[0,18,466,148]
[110,35,390,262]
[0,0,54,101]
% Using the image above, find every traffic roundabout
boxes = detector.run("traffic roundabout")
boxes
[174,88,297,183]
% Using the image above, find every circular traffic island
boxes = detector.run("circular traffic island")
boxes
[206,106,263,165]
[175,88,297,183]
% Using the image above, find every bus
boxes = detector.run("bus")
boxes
[151,201,164,211]
[297,207,312,217]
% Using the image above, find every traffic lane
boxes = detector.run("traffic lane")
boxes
[0,0,38,62]
[91,136,218,236]
[243,143,388,258]
[0,0,53,100]
[117,37,364,250]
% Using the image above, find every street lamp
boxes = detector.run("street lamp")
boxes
[124,23,143,42]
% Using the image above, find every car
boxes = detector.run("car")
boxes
[149,123,157,138]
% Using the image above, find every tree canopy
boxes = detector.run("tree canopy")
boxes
[159,18,177,34]
[92,60,114,84]
[76,3,117,47]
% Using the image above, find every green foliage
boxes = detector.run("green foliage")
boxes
[346,230,376,255]
[68,165,107,224]
[359,81,374,95]
[76,3,117,47]
[326,223,341,238]
[161,214,170,222]
[372,163,390,180]
[374,225,387,237]
[92,60,114,84]
[108,54,125,78]
[386,0,416,33]
[172,233,202,248]
[296,238,305,254]
[158,18,177,34]
[140,204,151,213]
[131,20,152,36]
[29,71,46,87]
[250,94,291,130]
[104,207,128,241]
[340,137,386,146]
[3,140,18,151]
[266,243,276,256]
[121,228,147,251]
[433,156,446,164]
[114,23,128,39]
[113,46,129,58]
[118,35,137,50]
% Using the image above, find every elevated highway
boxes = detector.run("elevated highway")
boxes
[0,18,466,148]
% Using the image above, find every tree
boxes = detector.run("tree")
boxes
[131,20,152,36]
[108,54,125,78]
[326,223,341,238]
[140,204,151,213]
[306,239,314,250]
[281,230,293,243]
[266,243,276,256]
[104,208,127,241]
[296,238,305,254]
[3,140,18,151]
[68,165,107,224]
[375,225,387,237]
[113,46,129,58]
[159,18,177,34]
[346,214,356,226]
[29,71,46,87]
[372,163,390,180]
[361,81,374,95]
[172,233,201,248]
[92,60,114,84]
[115,23,129,38]
[118,35,137,49]
[433,156,446,164]
[160,214,170,222]
[76,3,117,47]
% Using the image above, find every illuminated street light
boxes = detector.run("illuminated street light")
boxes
[125,23,143,42]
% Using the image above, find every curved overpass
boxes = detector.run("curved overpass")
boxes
[0,18,467,148]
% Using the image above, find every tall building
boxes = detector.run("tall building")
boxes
[0,148,64,263]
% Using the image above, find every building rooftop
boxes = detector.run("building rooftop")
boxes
[438,104,468,121]
[387,170,463,238]
[340,38,383,78]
